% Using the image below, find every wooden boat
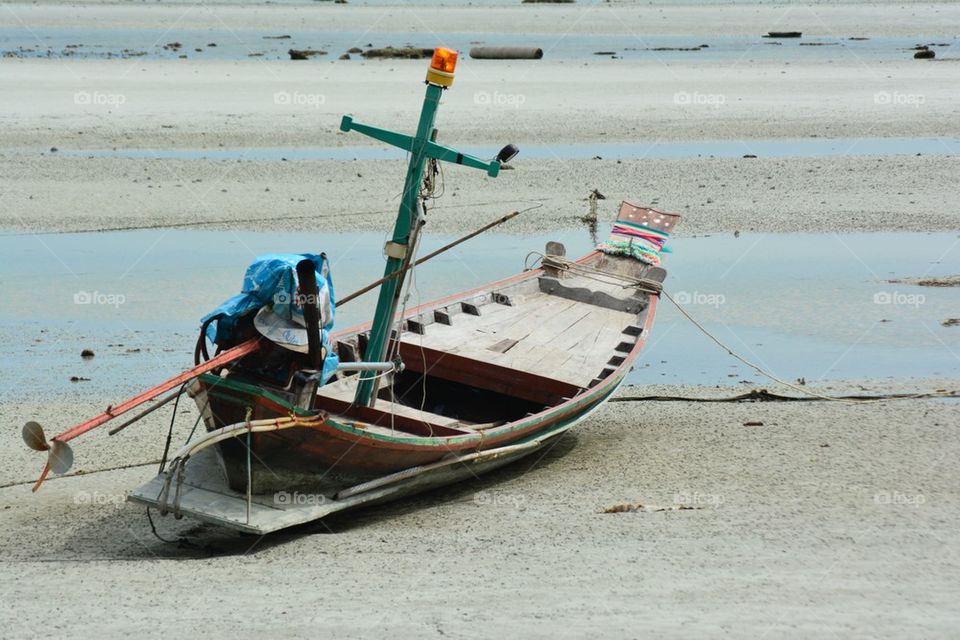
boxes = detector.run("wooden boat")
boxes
[23,48,679,535]
[120,235,671,533]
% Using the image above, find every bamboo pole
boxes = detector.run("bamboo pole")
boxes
[338,209,522,306]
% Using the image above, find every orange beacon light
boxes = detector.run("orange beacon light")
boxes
[426,47,458,88]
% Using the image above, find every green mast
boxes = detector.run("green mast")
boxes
[341,48,504,407]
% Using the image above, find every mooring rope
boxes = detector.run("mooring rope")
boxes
[0,459,161,489]
[0,198,551,237]
[611,389,959,403]
[658,289,953,405]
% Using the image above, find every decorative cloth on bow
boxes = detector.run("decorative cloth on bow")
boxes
[597,201,680,266]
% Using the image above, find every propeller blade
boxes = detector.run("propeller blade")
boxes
[48,441,74,475]
[22,421,50,452]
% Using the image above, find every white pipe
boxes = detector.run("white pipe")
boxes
[168,417,319,463]
[335,361,399,373]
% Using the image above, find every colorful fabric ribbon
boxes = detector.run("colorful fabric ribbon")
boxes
[597,222,671,266]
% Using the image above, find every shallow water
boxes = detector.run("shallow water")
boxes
[1,229,956,399]
[2,26,954,63]
[55,137,960,162]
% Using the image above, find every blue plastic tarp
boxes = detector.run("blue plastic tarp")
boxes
[201,252,339,382]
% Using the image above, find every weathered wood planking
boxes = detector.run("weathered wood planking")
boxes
[316,376,470,433]
[395,342,582,405]
[399,288,637,387]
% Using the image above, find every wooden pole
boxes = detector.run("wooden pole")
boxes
[52,339,260,443]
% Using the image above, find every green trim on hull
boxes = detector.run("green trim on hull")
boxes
[200,367,626,450]
[199,373,315,417]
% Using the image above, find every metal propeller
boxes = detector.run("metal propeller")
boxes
[22,421,48,451]
[22,422,75,491]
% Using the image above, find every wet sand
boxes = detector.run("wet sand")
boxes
[1,54,958,234]
[2,380,959,637]
[4,1,959,38]
[2,1,959,637]
[2,57,959,149]
[2,153,958,234]
[2,0,960,237]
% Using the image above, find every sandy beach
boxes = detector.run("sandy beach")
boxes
[1,1,959,638]
[2,152,958,234]
[1,2,959,235]
[2,381,959,638]
[3,1,959,38]
[1,57,958,234]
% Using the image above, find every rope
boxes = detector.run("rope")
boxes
[158,382,188,472]
[0,459,161,489]
[409,254,434,437]
[530,251,663,293]
[660,290,906,405]
[146,507,182,544]
[612,389,959,403]
[0,197,549,237]
[185,400,206,444]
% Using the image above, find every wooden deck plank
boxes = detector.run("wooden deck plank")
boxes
[412,320,628,387]
[518,318,631,385]
[431,297,580,349]
[407,294,573,353]
[386,267,645,388]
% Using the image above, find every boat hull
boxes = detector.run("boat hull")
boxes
[128,420,576,535]
[195,364,628,494]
